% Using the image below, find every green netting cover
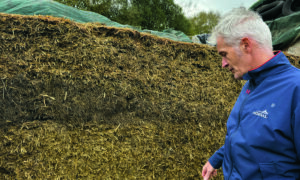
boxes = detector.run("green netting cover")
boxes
[250,0,300,50]
[0,0,192,43]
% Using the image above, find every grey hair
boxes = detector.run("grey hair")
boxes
[208,7,273,50]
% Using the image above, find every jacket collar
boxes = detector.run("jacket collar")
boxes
[242,51,291,84]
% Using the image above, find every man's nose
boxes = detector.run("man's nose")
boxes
[222,58,229,68]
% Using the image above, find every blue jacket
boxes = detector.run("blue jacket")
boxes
[209,51,300,179]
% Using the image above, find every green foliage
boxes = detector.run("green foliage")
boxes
[54,0,191,35]
[89,0,129,20]
[54,0,90,9]
[189,11,220,35]
[170,8,193,36]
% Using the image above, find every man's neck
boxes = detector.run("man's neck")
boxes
[251,48,274,70]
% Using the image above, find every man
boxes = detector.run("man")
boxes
[202,7,300,180]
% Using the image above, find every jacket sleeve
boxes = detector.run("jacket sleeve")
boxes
[208,145,224,169]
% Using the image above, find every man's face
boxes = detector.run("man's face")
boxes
[217,37,250,80]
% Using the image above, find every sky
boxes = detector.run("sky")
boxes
[174,0,259,17]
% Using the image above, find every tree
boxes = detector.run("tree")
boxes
[54,0,90,9]
[119,0,190,32]
[170,9,192,36]
[189,11,220,35]
[54,0,128,19]
[89,0,130,20]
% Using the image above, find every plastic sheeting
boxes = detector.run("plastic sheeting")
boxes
[250,0,300,50]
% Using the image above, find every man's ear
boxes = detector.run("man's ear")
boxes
[240,37,251,53]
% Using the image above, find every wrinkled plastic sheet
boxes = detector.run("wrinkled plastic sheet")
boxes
[266,12,300,50]
[250,0,300,50]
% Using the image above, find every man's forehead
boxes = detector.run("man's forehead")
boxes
[216,37,225,48]
[216,37,231,54]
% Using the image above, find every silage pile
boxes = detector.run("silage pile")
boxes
[0,13,244,126]
[0,13,299,179]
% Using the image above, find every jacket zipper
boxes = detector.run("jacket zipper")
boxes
[228,80,253,179]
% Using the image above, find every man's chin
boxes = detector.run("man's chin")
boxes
[233,74,243,80]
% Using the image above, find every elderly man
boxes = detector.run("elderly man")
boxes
[202,7,300,180]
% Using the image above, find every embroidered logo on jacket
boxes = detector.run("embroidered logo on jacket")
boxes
[252,110,268,119]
